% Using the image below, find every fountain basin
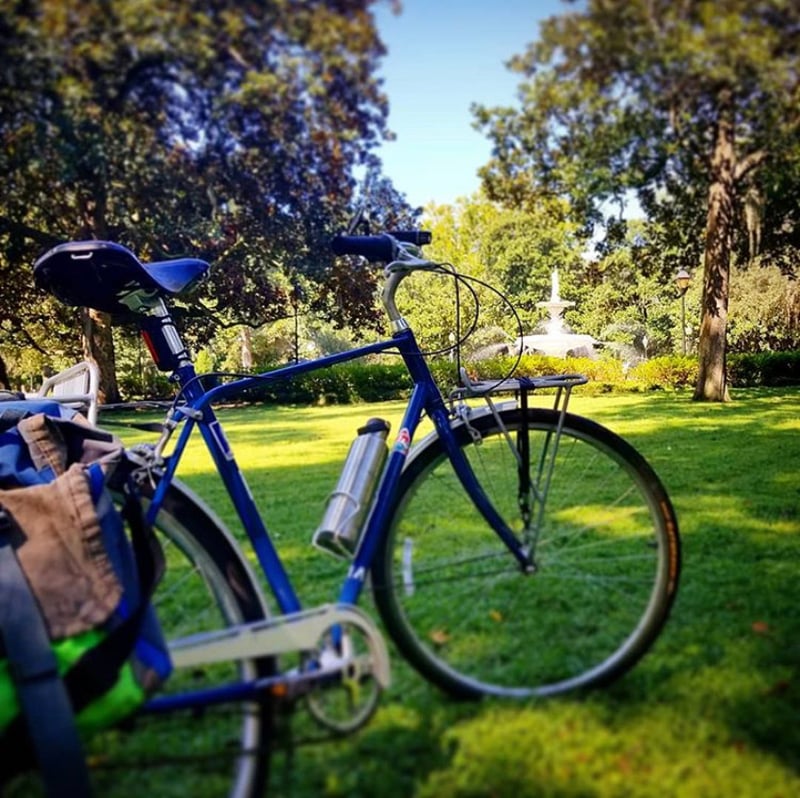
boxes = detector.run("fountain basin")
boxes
[513,332,598,359]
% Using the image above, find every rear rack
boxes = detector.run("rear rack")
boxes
[450,370,588,418]
[452,372,588,399]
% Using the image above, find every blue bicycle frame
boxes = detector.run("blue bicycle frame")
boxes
[133,261,534,716]
[145,323,531,621]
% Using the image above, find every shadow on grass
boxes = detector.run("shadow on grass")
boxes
[269,713,449,797]
[109,388,800,797]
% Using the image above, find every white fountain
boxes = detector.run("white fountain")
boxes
[514,269,598,358]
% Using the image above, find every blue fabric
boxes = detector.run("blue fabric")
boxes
[0,403,172,789]
[0,398,76,420]
[0,400,76,488]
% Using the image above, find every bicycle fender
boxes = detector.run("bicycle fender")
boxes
[405,401,519,470]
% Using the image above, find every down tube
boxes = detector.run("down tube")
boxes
[198,414,303,614]
[149,405,302,615]
[337,384,429,605]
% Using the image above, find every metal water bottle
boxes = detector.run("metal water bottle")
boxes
[313,418,391,558]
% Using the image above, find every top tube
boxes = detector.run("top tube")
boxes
[174,335,408,413]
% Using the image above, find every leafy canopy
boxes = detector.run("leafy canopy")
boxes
[473,0,800,400]
[0,0,412,378]
[475,0,800,240]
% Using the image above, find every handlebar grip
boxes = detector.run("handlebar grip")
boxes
[331,234,396,262]
[387,230,432,246]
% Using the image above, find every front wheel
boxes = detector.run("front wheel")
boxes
[372,406,681,699]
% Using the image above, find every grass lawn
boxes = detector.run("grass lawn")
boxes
[109,386,800,797]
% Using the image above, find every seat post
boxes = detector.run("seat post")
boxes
[139,298,193,374]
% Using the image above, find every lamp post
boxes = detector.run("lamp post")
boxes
[674,269,692,355]
[290,281,303,364]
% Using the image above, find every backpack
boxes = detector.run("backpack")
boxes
[0,401,172,797]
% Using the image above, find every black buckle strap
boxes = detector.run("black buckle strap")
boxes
[0,507,92,797]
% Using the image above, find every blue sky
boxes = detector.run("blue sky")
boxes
[373,0,568,209]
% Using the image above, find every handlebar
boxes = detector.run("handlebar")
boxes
[331,230,432,262]
[388,230,432,246]
[331,234,395,262]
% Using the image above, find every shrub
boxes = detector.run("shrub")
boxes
[130,349,800,404]
[236,365,349,405]
[728,351,800,387]
[448,353,626,394]
[347,363,413,402]
[629,356,699,390]
[117,370,173,401]
[231,361,412,406]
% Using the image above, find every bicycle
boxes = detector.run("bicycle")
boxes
[26,229,681,796]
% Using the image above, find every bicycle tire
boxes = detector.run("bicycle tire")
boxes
[6,478,274,798]
[372,406,681,699]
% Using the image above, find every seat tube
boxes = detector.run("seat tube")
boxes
[517,388,532,528]
[139,299,194,376]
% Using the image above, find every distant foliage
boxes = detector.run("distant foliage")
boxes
[231,362,413,406]
[728,352,800,387]
[0,0,412,398]
[728,263,800,353]
[629,356,699,391]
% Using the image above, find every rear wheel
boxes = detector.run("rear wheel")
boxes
[90,480,272,798]
[373,407,681,699]
[6,479,273,798]
[92,479,274,798]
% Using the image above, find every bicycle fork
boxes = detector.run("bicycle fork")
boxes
[456,387,571,569]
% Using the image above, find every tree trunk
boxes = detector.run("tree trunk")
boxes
[81,307,120,404]
[693,92,736,402]
[77,199,120,405]
[240,327,254,370]
[0,354,9,389]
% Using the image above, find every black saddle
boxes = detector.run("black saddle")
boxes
[34,241,210,317]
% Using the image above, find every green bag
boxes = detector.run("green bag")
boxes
[0,403,172,796]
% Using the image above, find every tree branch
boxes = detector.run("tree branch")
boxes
[0,216,62,247]
[735,149,768,182]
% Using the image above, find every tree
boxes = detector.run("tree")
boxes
[728,261,800,353]
[399,194,586,361]
[405,196,508,355]
[474,0,800,401]
[0,0,406,400]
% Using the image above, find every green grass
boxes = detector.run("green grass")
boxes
[106,387,800,797]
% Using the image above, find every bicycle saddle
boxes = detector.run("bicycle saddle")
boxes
[34,240,210,316]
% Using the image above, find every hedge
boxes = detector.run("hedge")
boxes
[448,351,800,394]
[233,361,415,406]
[120,350,800,405]
[727,351,800,387]
[235,350,800,404]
